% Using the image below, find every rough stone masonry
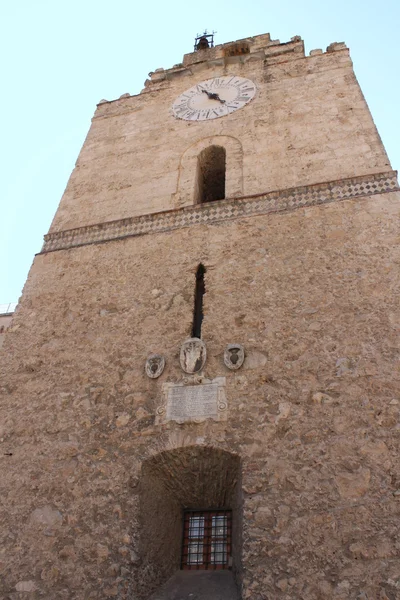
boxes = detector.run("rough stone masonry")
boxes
[0,31,399,600]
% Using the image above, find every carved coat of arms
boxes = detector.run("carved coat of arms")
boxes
[180,338,207,374]
[224,344,245,370]
[145,354,165,379]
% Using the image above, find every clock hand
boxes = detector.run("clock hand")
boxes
[212,93,226,104]
[201,89,226,104]
[201,89,216,99]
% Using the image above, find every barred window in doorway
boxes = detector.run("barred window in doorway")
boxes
[181,510,232,570]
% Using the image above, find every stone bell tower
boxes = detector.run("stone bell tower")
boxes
[1,30,399,600]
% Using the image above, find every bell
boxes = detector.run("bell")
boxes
[197,36,209,50]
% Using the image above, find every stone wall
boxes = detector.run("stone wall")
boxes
[1,188,399,599]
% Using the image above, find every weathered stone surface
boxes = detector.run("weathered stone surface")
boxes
[335,468,371,499]
[15,580,36,592]
[242,350,268,370]
[31,505,63,526]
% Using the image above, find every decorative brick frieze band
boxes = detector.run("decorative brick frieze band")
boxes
[41,171,399,253]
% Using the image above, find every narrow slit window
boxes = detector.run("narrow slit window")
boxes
[196,146,226,204]
[192,264,206,339]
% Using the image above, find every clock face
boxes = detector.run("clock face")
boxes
[172,76,256,121]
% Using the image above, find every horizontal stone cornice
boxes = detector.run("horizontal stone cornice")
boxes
[41,171,399,254]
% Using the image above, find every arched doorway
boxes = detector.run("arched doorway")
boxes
[138,446,242,598]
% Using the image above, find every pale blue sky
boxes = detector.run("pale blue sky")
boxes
[1,0,399,302]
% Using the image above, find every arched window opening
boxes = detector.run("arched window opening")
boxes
[192,264,206,339]
[176,136,242,209]
[196,146,226,204]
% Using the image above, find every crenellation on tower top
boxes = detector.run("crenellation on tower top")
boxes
[139,35,350,95]
[326,41,347,52]
[182,32,300,67]
[141,34,344,94]
[98,34,348,103]
[139,34,306,92]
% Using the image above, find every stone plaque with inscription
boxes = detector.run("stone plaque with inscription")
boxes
[156,377,227,424]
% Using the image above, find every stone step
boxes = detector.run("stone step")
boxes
[148,570,240,600]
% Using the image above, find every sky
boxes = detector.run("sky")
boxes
[1,0,399,303]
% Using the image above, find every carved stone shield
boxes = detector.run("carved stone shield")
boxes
[180,338,207,374]
[145,354,165,379]
[224,344,245,370]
